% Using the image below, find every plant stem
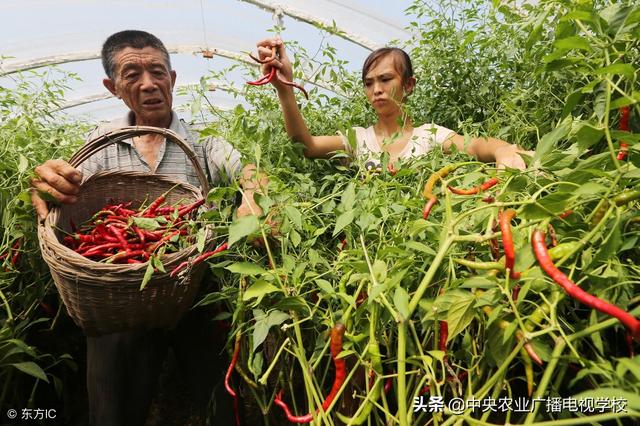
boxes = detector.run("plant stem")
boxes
[397,320,408,426]
[407,236,453,316]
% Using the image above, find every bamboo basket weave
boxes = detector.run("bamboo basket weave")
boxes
[37,126,214,336]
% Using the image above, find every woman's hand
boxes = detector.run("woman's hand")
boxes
[494,145,533,170]
[255,38,293,91]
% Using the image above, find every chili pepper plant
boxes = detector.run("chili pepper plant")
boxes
[193,0,640,424]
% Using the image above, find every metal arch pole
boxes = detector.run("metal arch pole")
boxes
[237,0,381,51]
[0,45,255,75]
[1,45,344,96]
[53,81,235,111]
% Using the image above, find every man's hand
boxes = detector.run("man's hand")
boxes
[30,160,82,220]
[494,145,534,170]
[236,196,263,218]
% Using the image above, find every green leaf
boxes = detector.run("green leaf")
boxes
[574,122,604,150]
[196,227,206,253]
[403,241,436,255]
[333,209,355,237]
[554,36,592,51]
[228,215,260,247]
[132,217,160,231]
[226,262,266,276]
[372,260,387,283]
[11,362,49,383]
[151,256,165,273]
[316,279,334,295]
[252,309,289,352]
[207,186,236,203]
[18,154,29,174]
[273,297,309,314]
[533,116,572,165]
[393,287,410,320]
[616,358,640,382]
[445,291,476,342]
[284,206,302,230]
[243,279,281,303]
[593,63,635,79]
[339,182,356,210]
[140,262,155,290]
[290,229,301,247]
[560,10,595,23]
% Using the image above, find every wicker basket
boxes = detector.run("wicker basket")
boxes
[37,126,214,336]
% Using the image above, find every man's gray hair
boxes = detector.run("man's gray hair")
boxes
[101,30,171,79]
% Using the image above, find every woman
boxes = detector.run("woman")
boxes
[254,38,531,169]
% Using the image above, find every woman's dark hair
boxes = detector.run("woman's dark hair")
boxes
[101,30,171,79]
[361,47,413,85]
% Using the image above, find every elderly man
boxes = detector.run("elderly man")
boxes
[31,30,261,425]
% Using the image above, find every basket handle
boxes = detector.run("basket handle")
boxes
[69,126,210,195]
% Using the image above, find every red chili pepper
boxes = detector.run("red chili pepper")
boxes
[617,106,631,161]
[9,239,21,266]
[439,321,448,353]
[147,230,181,253]
[512,285,521,302]
[421,165,457,219]
[146,195,166,216]
[448,177,499,195]
[275,72,309,99]
[499,209,521,280]
[532,229,640,342]
[383,377,393,395]
[225,333,241,426]
[559,210,574,219]
[247,67,276,86]
[107,249,146,264]
[177,198,205,217]
[169,243,229,277]
[108,225,129,248]
[422,197,437,220]
[523,341,543,366]
[627,333,636,358]
[80,243,124,257]
[132,226,146,245]
[39,301,57,318]
[338,238,347,252]
[274,323,347,423]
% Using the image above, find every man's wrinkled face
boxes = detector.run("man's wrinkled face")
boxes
[104,46,176,126]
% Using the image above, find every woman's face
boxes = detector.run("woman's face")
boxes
[363,54,413,117]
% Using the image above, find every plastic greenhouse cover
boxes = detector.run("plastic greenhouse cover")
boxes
[0,0,414,122]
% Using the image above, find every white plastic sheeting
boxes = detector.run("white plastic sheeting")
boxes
[0,0,414,121]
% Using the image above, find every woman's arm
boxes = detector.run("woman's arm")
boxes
[256,38,344,158]
[443,133,532,170]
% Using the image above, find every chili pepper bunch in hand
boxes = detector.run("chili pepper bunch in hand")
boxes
[248,40,309,99]
[62,194,206,264]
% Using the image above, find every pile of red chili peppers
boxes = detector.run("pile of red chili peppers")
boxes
[62,192,205,264]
